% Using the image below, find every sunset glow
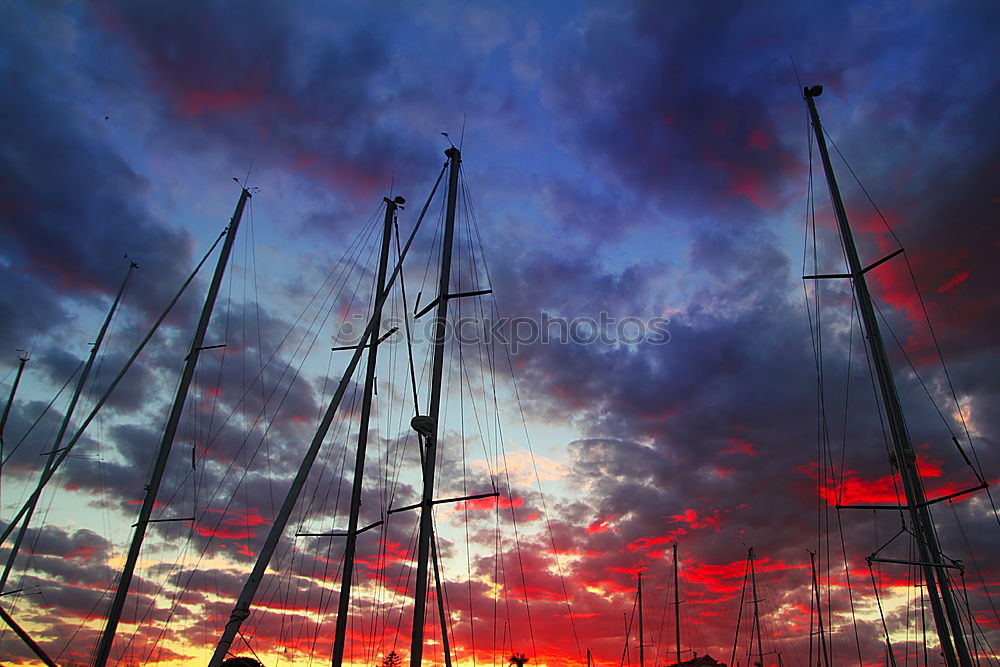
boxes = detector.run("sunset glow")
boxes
[1,2,998,667]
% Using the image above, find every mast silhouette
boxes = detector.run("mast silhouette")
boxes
[0,605,57,667]
[749,548,763,667]
[93,187,251,666]
[0,351,29,497]
[0,227,232,550]
[809,551,830,667]
[673,543,680,667]
[804,84,972,667]
[638,572,645,667]
[330,195,401,666]
[408,145,461,667]
[1,260,137,593]
[209,161,449,667]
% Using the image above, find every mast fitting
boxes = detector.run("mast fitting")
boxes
[411,415,436,440]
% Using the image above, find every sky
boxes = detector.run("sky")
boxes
[1,1,999,666]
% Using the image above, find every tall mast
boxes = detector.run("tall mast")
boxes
[804,85,972,667]
[749,548,763,667]
[638,572,645,667]
[0,351,29,496]
[624,613,629,664]
[331,196,401,666]
[93,187,251,666]
[0,228,228,550]
[673,543,680,666]
[409,146,461,667]
[809,551,830,667]
[208,159,450,667]
[0,605,57,667]
[1,261,137,593]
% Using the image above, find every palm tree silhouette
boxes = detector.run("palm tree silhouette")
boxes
[381,651,403,667]
[509,652,529,667]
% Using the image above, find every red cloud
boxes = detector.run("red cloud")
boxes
[722,437,756,456]
[937,270,970,293]
[683,557,805,594]
[801,451,974,507]
[456,493,524,511]
[669,508,722,531]
[195,508,267,539]
[587,514,619,534]
[627,529,687,552]
[177,85,266,116]
[748,129,772,151]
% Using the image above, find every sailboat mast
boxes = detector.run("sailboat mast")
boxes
[749,548,764,667]
[638,572,645,667]
[331,196,401,666]
[0,229,231,552]
[804,85,972,667]
[0,350,28,519]
[430,534,454,667]
[0,352,29,482]
[0,260,137,593]
[208,161,449,667]
[0,605,57,667]
[93,187,251,666]
[809,551,830,667]
[409,146,461,667]
[674,543,680,666]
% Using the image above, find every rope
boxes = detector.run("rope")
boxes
[834,508,865,665]
[729,556,750,667]
[0,361,82,466]
[948,501,1000,627]
[461,169,582,660]
[0,226,229,548]
[823,127,997,522]
[619,591,638,667]
[143,202,386,659]
[869,560,899,667]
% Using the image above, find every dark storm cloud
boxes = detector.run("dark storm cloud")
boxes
[3,1,637,662]
[540,2,808,217]
[477,2,1000,661]
[90,0,519,222]
[2,1,998,664]
[0,5,197,344]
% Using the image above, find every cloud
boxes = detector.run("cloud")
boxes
[1,1,998,665]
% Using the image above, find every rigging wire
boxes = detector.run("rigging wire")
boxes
[807,111,997,665]
[869,560,900,667]
[460,167,583,660]
[0,226,229,549]
[821,127,996,518]
[729,555,750,667]
[68,150,598,667]
[143,202,386,660]
[0,362,83,466]
[801,102,846,666]
[948,500,1000,628]
[146,223,376,652]
[215,162,450,661]
[619,589,638,667]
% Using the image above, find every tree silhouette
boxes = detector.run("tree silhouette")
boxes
[509,652,529,667]
[381,651,403,667]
